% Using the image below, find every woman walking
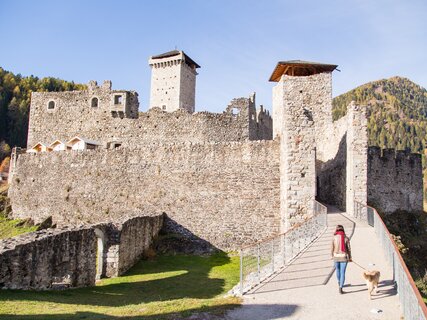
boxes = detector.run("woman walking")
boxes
[331,224,352,294]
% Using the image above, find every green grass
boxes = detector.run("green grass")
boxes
[0,215,38,239]
[0,184,37,239]
[0,253,241,319]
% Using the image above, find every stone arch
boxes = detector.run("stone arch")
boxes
[94,228,105,279]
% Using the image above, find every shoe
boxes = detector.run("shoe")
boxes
[339,288,343,294]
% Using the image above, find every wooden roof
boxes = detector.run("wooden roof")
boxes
[49,140,68,147]
[269,60,338,82]
[151,50,200,68]
[67,136,102,146]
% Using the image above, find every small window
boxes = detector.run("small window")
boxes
[162,105,166,110]
[91,97,99,108]
[47,101,55,110]
[231,107,240,116]
[114,95,122,105]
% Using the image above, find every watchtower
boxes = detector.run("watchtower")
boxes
[270,60,338,231]
[270,60,337,138]
[149,50,200,113]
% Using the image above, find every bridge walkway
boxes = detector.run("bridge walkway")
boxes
[226,206,402,320]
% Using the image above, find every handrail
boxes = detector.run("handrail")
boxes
[240,201,328,251]
[235,200,328,295]
[354,201,427,320]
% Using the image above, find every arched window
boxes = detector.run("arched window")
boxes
[47,101,55,110]
[91,97,99,108]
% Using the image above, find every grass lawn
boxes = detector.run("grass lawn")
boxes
[0,215,38,239]
[0,253,241,319]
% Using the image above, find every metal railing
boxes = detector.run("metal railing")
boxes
[354,201,427,320]
[237,200,328,295]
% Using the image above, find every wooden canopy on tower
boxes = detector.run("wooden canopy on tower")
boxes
[269,60,338,82]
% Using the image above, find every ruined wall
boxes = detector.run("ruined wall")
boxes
[226,94,273,141]
[9,141,281,250]
[0,227,97,290]
[117,215,163,275]
[0,214,163,290]
[255,106,273,140]
[28,87,272,149]
[368,147,423,213]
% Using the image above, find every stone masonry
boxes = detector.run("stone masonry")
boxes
[7,53,423,260]
[149,50,199,113]
[27,85,272,149]
[0,214,163,290]
[368,147,423,213]
[9,141,280,250]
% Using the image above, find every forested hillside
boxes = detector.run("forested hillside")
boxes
[332,76,427,153]
[0,67,85,160]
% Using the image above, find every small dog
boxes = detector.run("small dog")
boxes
[363,270,381,299]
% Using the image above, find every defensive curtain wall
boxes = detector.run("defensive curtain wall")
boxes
[8,60,424,256]
[27,81,272,149]
[9,140,281,250]
[0,214,163,290]
[368,147,423,213]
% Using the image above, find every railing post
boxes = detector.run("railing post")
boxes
[257,244,260,281]
[271,240,274,273]
[392,251,395,283]
[239,250,243,295]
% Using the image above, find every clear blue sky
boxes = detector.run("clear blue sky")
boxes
[1,0,426,112]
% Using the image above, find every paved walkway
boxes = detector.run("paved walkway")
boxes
[226,206,402,320]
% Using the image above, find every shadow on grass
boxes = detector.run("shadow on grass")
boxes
[0,303,299,320]
[0,253,233,308]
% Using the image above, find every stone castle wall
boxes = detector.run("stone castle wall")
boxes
[368,147,423,213]
[316,115,348,210]
[117,215,163,275]
[9,140,281,250]
[0,227,96,290]
[27,84,272,149]
[0,214,163,290]
[316,103,369,213]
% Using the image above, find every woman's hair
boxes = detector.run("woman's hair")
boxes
[335,225,344,232]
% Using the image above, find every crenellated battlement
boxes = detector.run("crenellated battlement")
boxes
[367,146,423,213]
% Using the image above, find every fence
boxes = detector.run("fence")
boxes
[354,201,427,320]
[237,200,328,295]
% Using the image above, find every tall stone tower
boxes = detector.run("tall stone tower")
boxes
[270,60,338,231]
[149,50,200,113]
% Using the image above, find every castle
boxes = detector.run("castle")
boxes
[2,51,422,288]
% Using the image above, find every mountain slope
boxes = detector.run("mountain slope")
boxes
[333,76,427,153]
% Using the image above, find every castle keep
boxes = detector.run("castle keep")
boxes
[149,50,199,113]
[3,51,423,289]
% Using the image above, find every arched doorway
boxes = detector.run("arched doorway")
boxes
[94,228,105,280]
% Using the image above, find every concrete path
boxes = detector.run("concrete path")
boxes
[226,206,403,320]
